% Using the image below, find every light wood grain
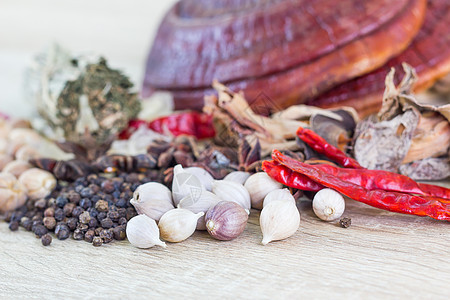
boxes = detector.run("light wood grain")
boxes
[1,192,449,299]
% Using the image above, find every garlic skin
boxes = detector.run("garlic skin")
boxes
[312,188,345,221]
[0,172,28,212]
[260,200,300,245]
[177,190,221,230]
[172,164,205,206]
[158,209,204,242]
[131,182,174,221]
[126,215,166,249]
[184,167,214,191]
[2,160,32,177]
[18,168,56,200]
[244,172,283,209]
[263,189,295,207]
[212,180,251,212]
[223,171,251,185]
[205,201,248,241]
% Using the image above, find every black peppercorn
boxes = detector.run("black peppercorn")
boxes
[34,225,48,238]
[11,211,25,222]
[95,200,109,212]
[112,226,126,240]
[21,217,33,231]
[72,206,84,218]
[126,207,137,220]
[339,217,352,228]
[94,227,103,236]
[101,180,115,194]
[92,236,103,247]
[97,212,107,221]
[80,187,93,198]
[79,211,91,224]
[67,191,81,204]
[100,229,114,243]
[88,218,98,228]
[118,217,127,225]
[115,198,127,208]
[55,224,70,240]
[34,198,47,209]
[84,230,95,243]
[80,198,92,209]
[87,207,98,218]
[72,228,83,240]
[67,217,78,231]
[63,203,76,216]
[44,207,55,217]
[43,217,56,230]
[107,211,120,222]
[9,221,19,231]
[54,208,65,221]
[101,217,113,229]
[41,234,52,246]
[56,195,69,208]
[131,183,140,192]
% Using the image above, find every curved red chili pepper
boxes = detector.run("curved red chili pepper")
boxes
[272,150,450,221]
[296,127,363,169]
[262,160,323,191]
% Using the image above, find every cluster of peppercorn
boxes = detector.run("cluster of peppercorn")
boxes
[5,172,157,246]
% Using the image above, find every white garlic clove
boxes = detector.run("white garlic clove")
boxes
[172,164,205,206]
[18,168,56,200]
[131,182,174,221]
[184,167,214,191]
[263,189,295,207]
[0,172,28,212]
[212,180,251,213]
[177,190,221,230]
[244,172,283,210]
[15,145,42,161]
[312,188,345,221]
[260,200,300,245]
[2,160,32,177]
[158,208,204,243]
[126,215,166,249]
[223,171,251,185]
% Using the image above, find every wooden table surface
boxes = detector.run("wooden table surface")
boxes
[1,188,449,299]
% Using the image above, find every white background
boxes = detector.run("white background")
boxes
[0,0,178,117]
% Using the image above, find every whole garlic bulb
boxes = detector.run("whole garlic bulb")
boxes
[126,214,166,249]
[0,172,28,212]
[244,172,283,209]
[263,189,295,207]
[177,190,221,230]
[184,167,214,191]
[260,199,300,245]
[205,201,248,241]
[131,182,174,221]
[18,168,56,200]
[172,164,205,206]
[158,209,204,243]
[212,180,251,213]
[312,188,345,221]
[223,171,251,185]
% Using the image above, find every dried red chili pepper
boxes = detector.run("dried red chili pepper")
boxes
[264,160,450,200]
[271,150,450,221]
[119,112,215,140]
[263,160,323,191]
[297,127,363,169]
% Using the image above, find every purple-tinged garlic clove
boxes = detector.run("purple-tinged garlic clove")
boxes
[205,201,248,241]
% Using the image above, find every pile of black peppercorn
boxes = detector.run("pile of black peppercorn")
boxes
[5,172,154,246]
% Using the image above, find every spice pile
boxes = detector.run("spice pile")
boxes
[1,51,449,249]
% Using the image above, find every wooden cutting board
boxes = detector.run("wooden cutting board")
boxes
[1,182,449,299]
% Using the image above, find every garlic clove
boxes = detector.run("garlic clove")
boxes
[0,172,28,212]
[312,188,345,221]
[131,182,174,221]
[223,171,251,185]
[18,168,56,200]
[177,190,221,230]
[158,208,204,243]
[172,164,205,206]
[205,201,248,241]
[184,167,214,191]
[211,180,251,212]
[2,160,32,177]
[260,200,300,245]
[126,214,166,249]
[263,188,295,207]
[15,145,42,161]
[244,172,283,210]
